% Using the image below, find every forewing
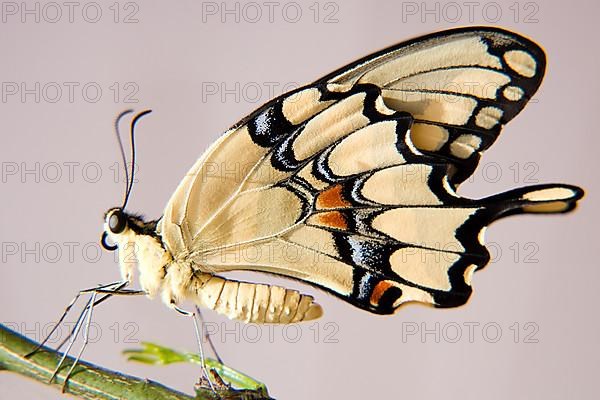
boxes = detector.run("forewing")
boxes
[320,27,546,184]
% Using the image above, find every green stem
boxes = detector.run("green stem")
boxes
[0,323,195,400]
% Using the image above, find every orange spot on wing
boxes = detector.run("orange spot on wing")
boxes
[316,184,351,209]
[370,281,393,306]
[311,211,348,230]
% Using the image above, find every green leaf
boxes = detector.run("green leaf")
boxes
[123,342,268,394]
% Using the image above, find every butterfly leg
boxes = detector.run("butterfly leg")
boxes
[31,281,145,389]
[48,294,94,385]
[51,281,130,352]
[173,305,219,394]
[62,285,146,393]
[50,282,128,384]
[25,280,125,358]
[58,291,97,392]
[194,305,223,364]
[57,284,146,390]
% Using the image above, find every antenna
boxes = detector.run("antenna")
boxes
[114,109,134,207]
[122,110,152,209]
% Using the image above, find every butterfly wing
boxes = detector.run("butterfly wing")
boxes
[319,26,547,184]
[158,28,582,315]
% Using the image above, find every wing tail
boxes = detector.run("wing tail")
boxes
[481,184,584,220]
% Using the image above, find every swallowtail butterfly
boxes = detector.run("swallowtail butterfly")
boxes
[102,26,583,324]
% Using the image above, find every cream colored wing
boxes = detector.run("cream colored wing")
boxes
[158,27,582,317]
[320,26,546,184]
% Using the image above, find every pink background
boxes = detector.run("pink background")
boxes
[1,1,598,399]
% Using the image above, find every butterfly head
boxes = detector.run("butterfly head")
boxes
[101,207,130,250]
[101,206,167,286]
[101,207,160,249]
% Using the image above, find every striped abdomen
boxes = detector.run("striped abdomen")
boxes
[187,272,323,323]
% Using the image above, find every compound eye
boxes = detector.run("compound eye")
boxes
[108,210,127,234]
